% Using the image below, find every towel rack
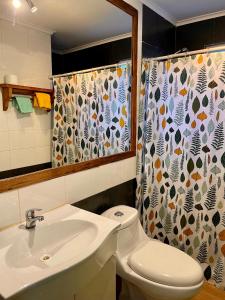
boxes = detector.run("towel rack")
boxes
[0,84,53,111]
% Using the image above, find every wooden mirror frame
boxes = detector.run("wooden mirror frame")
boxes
[0,0,138,193]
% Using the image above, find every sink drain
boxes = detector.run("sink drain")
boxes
[40,254,51,262]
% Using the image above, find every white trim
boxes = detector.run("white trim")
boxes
[0,15,54,35]
[177,9,225,26]
[140,0,176,25]
[140,1,225,27]
[53,32,132,55]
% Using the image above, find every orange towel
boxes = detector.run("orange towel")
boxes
[34,92,51,110]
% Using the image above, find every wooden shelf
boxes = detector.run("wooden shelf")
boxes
[0,84,53,111]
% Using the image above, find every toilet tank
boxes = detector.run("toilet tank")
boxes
[102,206,148,257]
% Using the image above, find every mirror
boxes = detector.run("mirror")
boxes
[0,0,137,191]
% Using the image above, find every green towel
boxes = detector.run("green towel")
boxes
[12,96,33,114]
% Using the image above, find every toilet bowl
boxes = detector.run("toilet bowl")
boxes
[102,205,204,300]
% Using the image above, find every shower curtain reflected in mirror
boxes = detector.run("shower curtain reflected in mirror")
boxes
[52,63,131,167]
[137,53,225,288]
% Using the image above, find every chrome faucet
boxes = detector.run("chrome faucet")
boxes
[25,208,44,229]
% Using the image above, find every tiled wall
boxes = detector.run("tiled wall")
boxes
[0,19,52,171]
[0,157,136,230]
[74,179,136,214]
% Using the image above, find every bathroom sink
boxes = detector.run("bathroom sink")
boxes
[6,219,98,269]
[0,205,119,299]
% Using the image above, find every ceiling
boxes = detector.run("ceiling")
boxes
[0,0,131,51]
[2,0,225,50]
[150,0,225,22]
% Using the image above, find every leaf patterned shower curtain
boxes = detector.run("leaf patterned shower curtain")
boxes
[137,53,225,289]
[52,64,131,167]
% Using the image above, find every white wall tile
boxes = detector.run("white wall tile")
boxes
[28,29,51,53]
[0,29,2,74]
[35,146,51,164]
[0,97,9,132]
[19,177,66,220]
[0,190,20,229]
[33,110,52,130]
[1,20,29,78]
[35,129,51,147]
[11,148,36,169]
[112,157,136,183]
[22,76,52,89]
[0,151,11,172]
[0,19,52,172]
[0,131,10,152]
[7,106,36,131]
[65,169,93,204]
[65,157,136,204]
[9,129,34,150]
[0,156,136,228]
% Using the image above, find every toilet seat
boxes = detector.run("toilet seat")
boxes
[128,240,203,287]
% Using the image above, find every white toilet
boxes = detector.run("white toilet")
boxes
[102,205,204,300]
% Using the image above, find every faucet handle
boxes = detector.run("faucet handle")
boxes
[26,208,42,218]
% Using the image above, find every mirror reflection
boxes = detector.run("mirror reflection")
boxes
[0,0,132,177]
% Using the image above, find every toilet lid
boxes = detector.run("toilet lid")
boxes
[128,241,203,287]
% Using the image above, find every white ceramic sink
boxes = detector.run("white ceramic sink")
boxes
[0,205,119,299]
[6,219,98,269]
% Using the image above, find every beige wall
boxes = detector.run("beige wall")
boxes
[0,19,52,171]
[0,0,143,230]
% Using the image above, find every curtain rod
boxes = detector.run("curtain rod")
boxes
[144,45,225,62]
[49,60,131,79]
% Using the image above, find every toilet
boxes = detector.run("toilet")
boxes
[102,205,204,300]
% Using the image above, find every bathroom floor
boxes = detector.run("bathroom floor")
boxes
[193,283,225,300]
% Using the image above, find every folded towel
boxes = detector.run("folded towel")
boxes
[34,92,51,110]
[12,96,33,114]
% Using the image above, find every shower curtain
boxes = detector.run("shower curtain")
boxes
[137,53,225,288]
[52,64,131,167]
